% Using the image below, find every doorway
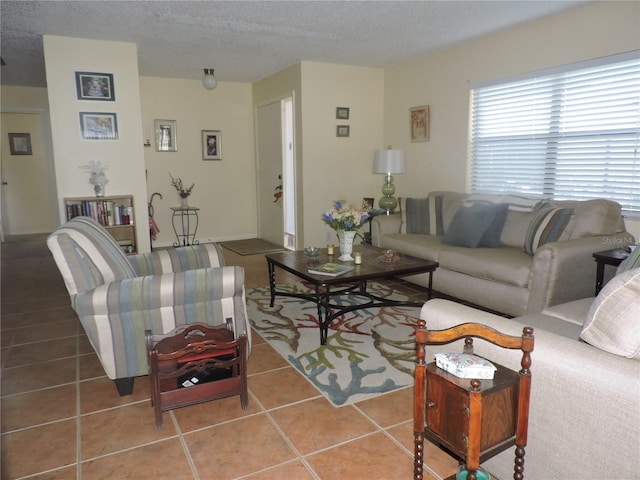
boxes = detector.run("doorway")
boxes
[256,96,296,249]
[0,112,55,237]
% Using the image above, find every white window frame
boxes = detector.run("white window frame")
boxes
[468,51,640,217]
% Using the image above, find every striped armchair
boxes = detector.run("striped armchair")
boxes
[47,216,251,395]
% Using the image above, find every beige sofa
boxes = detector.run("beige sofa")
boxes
[418,261,640,479]
[372,192,634,316]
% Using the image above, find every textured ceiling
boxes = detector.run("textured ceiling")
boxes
[1,0,587,87]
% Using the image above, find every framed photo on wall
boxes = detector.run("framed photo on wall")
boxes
[79,112,118,140]
[75,72,115,101]
[336,125,350,137]
[202,130,222,160]
[8,133,32,155]
[155,119,177,151]
[410,105,430,142]
[336,107,350,119]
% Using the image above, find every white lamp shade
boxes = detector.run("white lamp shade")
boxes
[202,69,217,90]
[372,149,406,174]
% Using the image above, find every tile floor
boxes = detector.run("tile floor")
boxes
[1,236,459,479]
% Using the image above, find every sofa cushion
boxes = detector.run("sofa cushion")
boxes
[523,204,574,255]
[561,199,622,239]
[581,267,640,360]
[380,233,446,261]
[442,203,500,248]
[438,245,532,287]
[399,195,444,235]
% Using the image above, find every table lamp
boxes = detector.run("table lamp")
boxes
[372,149,405,214]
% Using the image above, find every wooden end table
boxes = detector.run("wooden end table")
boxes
[592,248,629,295]
[414,321,534,480]
[265,244,438,345]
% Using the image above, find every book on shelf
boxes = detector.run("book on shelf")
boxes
[308,263,355,277]
[434,352,497,379]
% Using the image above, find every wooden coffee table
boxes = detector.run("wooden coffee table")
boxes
[265,244,438,344]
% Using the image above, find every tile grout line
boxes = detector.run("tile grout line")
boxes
[169,410,200,480]
[76,329,83,479]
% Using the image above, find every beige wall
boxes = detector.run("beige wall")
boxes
[43,36,150,252]
[0,85,57,233]
[253,61,384,247]
[383,0,640,239]
[140,76,256,247]
[299,61,384,247]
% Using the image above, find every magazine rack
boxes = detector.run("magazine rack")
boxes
[146,322,248,429]
[414,321,534,480]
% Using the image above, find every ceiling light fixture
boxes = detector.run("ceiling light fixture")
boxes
[202,68,217,90]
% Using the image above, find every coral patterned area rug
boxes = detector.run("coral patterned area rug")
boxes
[246,282,420,406]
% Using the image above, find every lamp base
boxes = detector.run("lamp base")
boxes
[378,174,397,214]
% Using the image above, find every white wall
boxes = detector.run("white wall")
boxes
[139,76,256,247]
[383,1,640,240]
[43,36,150,252]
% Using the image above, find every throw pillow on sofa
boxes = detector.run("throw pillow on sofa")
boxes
[523,203,574,255]
[399,195,444,235]
[442,203,504,248]
[581,267,640,360]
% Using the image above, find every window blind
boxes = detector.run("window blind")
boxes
[469,51,640,215]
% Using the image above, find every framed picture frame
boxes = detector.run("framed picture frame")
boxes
[75,71,115,101]
[202,130,222,160]
[8,133,32,155]
[410,105,430,142]
[155,119,177,152]
[336,107,350,120]
[79,112,118,140]
[363,197,375,211]
[336,125,350,137]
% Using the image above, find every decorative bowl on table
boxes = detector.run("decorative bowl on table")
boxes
[304,247,320,261]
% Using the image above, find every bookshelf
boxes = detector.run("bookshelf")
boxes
[64,195,137,254]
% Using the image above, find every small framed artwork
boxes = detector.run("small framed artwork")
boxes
[79,112,118,140]
[336,125,350,137]
[8,133,32,155]
[155,119,177,152]
[336,107,350,120]
[363,197,375,211]
[410,105,430,142]
[75,72,115,101]
[202,130,222,160]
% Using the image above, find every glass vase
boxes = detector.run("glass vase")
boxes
[337,230,357,261]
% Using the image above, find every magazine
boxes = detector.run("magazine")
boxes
[308,262,355,277]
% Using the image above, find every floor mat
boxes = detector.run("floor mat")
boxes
[219,238,284,255]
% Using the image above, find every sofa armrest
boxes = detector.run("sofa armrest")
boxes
[420,299,640,479]
[371,214,402,247]
[128,243,225,275]
[72,265,250,379]
[526,232,634,313]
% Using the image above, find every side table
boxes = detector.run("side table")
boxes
[170,206,200,246]
[592,248,629,295]
[414,321,534,480]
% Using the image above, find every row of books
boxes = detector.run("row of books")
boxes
[66,200,134,227]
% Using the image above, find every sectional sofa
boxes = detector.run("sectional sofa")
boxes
[372,192,634,316]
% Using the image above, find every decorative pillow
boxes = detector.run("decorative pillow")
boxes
[581,267,640,360]
[618,245,640,274]
[442,203,499,248]
[523,204,574,255]
[478,203,509,247]
[399,195,444,235]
